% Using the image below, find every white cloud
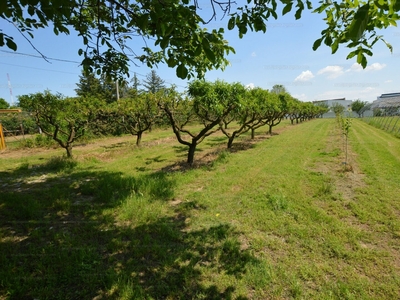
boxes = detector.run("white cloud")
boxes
[347,62,386,72]
[316,86,379,101]
[294,70,314,82]
[366,62,386,71]
[348,63,363,72]
[292,93,308,101]
[251,52,257,57]
[246,83,255,90]
[317,65,344,79]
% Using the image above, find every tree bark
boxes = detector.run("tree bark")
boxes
[136,131,142,146]
[227,136,234,149]
[65,144,73,158]
[187,143,196,165]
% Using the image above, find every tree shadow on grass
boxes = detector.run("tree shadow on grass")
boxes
[0,164,255,299]
[205,136,227,148]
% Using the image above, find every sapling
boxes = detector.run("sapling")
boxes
[342,116,352,168]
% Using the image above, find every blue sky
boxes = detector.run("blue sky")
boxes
[1,5,399,106]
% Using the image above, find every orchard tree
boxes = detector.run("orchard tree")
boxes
[244,88,289,137]
[332,102,345,118]
[351,99,370,117]
[18,91,96,158]
[245,88,270,139]
[114,93,160,146]
[216,82,252,149]
[314,102,330,118]
[159,88,198,165]
[263,92,289,135]
[161,81,241,165]
[1,1,398,81]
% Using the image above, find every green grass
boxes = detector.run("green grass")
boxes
[1,119,399,299]
[364,116,400,138]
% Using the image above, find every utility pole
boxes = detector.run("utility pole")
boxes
[7,73,13,106]
[116,80,120,101]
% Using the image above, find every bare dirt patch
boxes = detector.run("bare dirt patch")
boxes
[311,128,366,201]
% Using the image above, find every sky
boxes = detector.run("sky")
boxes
[1,4,400,106]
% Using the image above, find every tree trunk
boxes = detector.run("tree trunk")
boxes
[227,136,234,149]
[187,143,196,165]
[268,124,273,135]
[136,131,142,146]
[251,128,255,139]
[65,144,73,158]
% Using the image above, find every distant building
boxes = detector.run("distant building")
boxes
[313,98,353,109]
[370,93,400,116]
[313,98,354,118]
[371,93,400,109]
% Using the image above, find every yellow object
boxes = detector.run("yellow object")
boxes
[0,123,5,150]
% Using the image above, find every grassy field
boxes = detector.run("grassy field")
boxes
[363,116,400,138]
[0,118,399,299]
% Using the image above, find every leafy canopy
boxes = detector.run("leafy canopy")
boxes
[0,97,10,109]
[1,0,399,79]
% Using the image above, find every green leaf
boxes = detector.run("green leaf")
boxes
[313,3,330,13]
[312,38,323,50]
[360,54,367,68]
[202,37,210,50]
[194,45,202,56]
[27,5,35,16]
[167,57,176,68]
[5,38,17,51]
[282,3,293,15]
[204,47,216,62]
[363,48,373,56]
[346,50,359,59]
[295,9,302,20]
[176,64,188,79]
[160,38,169,49]
[324,34,332,46]
[381,38,393,52]
[345,4,370,42]
[228,17,235,30]
[331,39,339,54]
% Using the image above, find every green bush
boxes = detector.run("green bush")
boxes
[16,134,56,149]
[0,113,38,135]
[35,134,55,147]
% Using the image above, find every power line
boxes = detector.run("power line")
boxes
[0,50,81,64]
[0,50,186,88]
[0,62,80,75]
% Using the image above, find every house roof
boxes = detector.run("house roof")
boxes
[313,98,346,103]
[372,95,400,108]
[379,93,400,99]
